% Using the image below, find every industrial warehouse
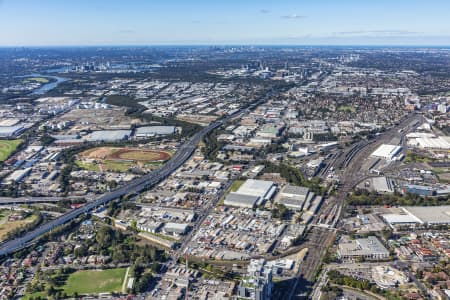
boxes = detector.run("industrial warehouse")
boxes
[382,205,450,228]
[406,132,450,150]
[370,144,403,160]
[224,179,277,208]
[135,125,177,138]
[277,185,311,211]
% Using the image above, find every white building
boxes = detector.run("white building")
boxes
[237,259,273,300]
[337,236,389,260]
[86,130,131,142]
[224,179,276,208]
[278,185,310,211]
[4,168,32,183]
[411,136,450,150]
[135,126,176,138]
[371,144,403,160]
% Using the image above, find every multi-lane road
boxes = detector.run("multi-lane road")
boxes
[0,196,90,205]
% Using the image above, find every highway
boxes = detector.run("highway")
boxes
[0,91,272,257]
[0,196,90,205]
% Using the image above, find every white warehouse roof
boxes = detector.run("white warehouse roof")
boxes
[224,179,276,208]
[135,126,176,137]
[371,144,402,160]
[404,206,450,224]
[382,206,450,225]
[86,130,131,142]
[224,193,260,208]
[237,179,275,199]
[381,213,422,225]
[414,136,450,150]
[0,125,25,137]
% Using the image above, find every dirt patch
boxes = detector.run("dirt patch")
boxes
[81,147,117,159]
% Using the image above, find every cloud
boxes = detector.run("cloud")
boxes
[281,14,307,19]
[333,30,422,36]
[260,9,270,14]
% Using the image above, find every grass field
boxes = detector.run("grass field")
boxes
[23,77,50,83]
[23,291,46,300]
[24,268,127,299]
[337,105,356,113]
[0,211,37,242]
[405,151,435,163]
[230,180,245,192]
[62,268,127,295]
[103,160,134,172]
[219,180,245,205]
[0,139,22,161]
[75,160,101,171]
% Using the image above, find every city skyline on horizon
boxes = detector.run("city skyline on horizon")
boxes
[1,0,450,46]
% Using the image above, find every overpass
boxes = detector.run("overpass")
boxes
[0,196,87,205]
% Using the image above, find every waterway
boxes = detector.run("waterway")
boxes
[32,75,68,95]
[17,73,69,95]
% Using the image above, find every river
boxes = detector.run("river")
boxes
[31,74,68,95]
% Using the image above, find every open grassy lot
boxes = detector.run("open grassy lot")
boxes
[103,160,134,172]
[62,268,127,295]
[0,211,37,242]
[76,159,134,173]
[23,77,50,83]
[0,139,22,161]
[219,180,245,205]
[0,209,10,226]
[75,160,101,172]
[230,180,245,192]
[405,151,436,163]
[337,105,356,113]
[23,291,46,300]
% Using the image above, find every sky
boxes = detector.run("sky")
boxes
[1,0,450,46]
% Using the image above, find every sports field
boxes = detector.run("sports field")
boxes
[77,147,172,172]
[81,147,171,162]
[0,139,22,161]
[62,268,127,295]
[112,148,169,161]
[24,268,127,299]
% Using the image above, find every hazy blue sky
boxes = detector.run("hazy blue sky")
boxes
[1,0,450,46]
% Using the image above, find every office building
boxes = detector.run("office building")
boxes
[237,259,273,300]
[337,236,389,260]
